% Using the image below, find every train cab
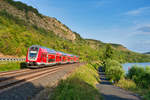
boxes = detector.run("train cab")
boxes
[26,45,57,68]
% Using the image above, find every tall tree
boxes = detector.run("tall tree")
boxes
[104,44,114,60]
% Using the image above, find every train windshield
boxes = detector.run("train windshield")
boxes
[29,47,39,59]
[29,52,37,58]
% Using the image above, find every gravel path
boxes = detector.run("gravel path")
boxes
[96,67,141,100]
[0,63,83,100]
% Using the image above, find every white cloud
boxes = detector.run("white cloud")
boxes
[124,7,150,16]
[137,26,150,32]
[132,23,150,35]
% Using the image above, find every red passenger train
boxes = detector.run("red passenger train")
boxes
[26,45,79,68]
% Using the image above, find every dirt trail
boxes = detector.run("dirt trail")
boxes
[96,67,141,100]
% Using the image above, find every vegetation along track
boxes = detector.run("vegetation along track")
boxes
[0,65,64,93]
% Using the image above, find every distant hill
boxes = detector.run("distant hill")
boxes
[144,52,150,54]
[0,0,150,62]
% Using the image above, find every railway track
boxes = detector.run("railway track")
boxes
[0,66,64,93]
[0,69,31,77]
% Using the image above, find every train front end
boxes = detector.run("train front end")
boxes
[26,45,40,67]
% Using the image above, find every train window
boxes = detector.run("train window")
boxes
[30,47,34,50]
[35,47,38,51]
[48,58,55,62]
[30,47,38,51]
[29,53,37,58]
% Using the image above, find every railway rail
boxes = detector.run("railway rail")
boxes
[0,65,64,93]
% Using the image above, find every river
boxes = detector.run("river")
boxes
[123,62,150,73]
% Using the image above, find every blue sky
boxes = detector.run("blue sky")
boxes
[15,0,150,53]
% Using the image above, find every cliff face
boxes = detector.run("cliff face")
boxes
[0,0,76,40]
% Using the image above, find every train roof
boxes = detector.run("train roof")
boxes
[30,45,56,54]
[56,51,63,54]
[30,45,78,56]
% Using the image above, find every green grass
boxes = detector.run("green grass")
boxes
[115,78,137,91]
[50,63,103,100]
[0,62,24,72]
[115,78,150,100]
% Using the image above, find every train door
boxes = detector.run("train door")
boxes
[56,55,59,64]
[62,56,66,63]
[41,53,47,64]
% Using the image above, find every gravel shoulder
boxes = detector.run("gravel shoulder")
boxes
[96,67,141,100]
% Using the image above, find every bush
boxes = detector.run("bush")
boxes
[144,90,150,100]
[127,65,150,88]
[145,66,150,73]
[105,59,125,82]
[115,78,136,90]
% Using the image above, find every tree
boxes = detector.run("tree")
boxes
[105,59,125,82]
[104,44,114,60]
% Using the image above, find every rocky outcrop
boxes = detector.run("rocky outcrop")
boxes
[0,0,76,40]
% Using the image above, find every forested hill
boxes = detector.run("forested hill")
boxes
[0,0,150,62]
[144,52,150,55]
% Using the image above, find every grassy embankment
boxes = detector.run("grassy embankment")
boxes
[0,62,26,72]
[0,62,21,71]
[50,63,103,100]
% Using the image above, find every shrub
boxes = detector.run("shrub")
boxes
[127,65,150,88]
[127,65,145,80]
[105,59,125,82]
[145,66,150,73]
[144,90,150,100]
[115,78,136,90]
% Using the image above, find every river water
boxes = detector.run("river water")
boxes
[123,62,150,73]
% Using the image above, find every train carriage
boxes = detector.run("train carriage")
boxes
[26,45,79,68]
[26,45,57,68]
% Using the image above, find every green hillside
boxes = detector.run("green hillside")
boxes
[0,10,102,62]
[0,0,150,63]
